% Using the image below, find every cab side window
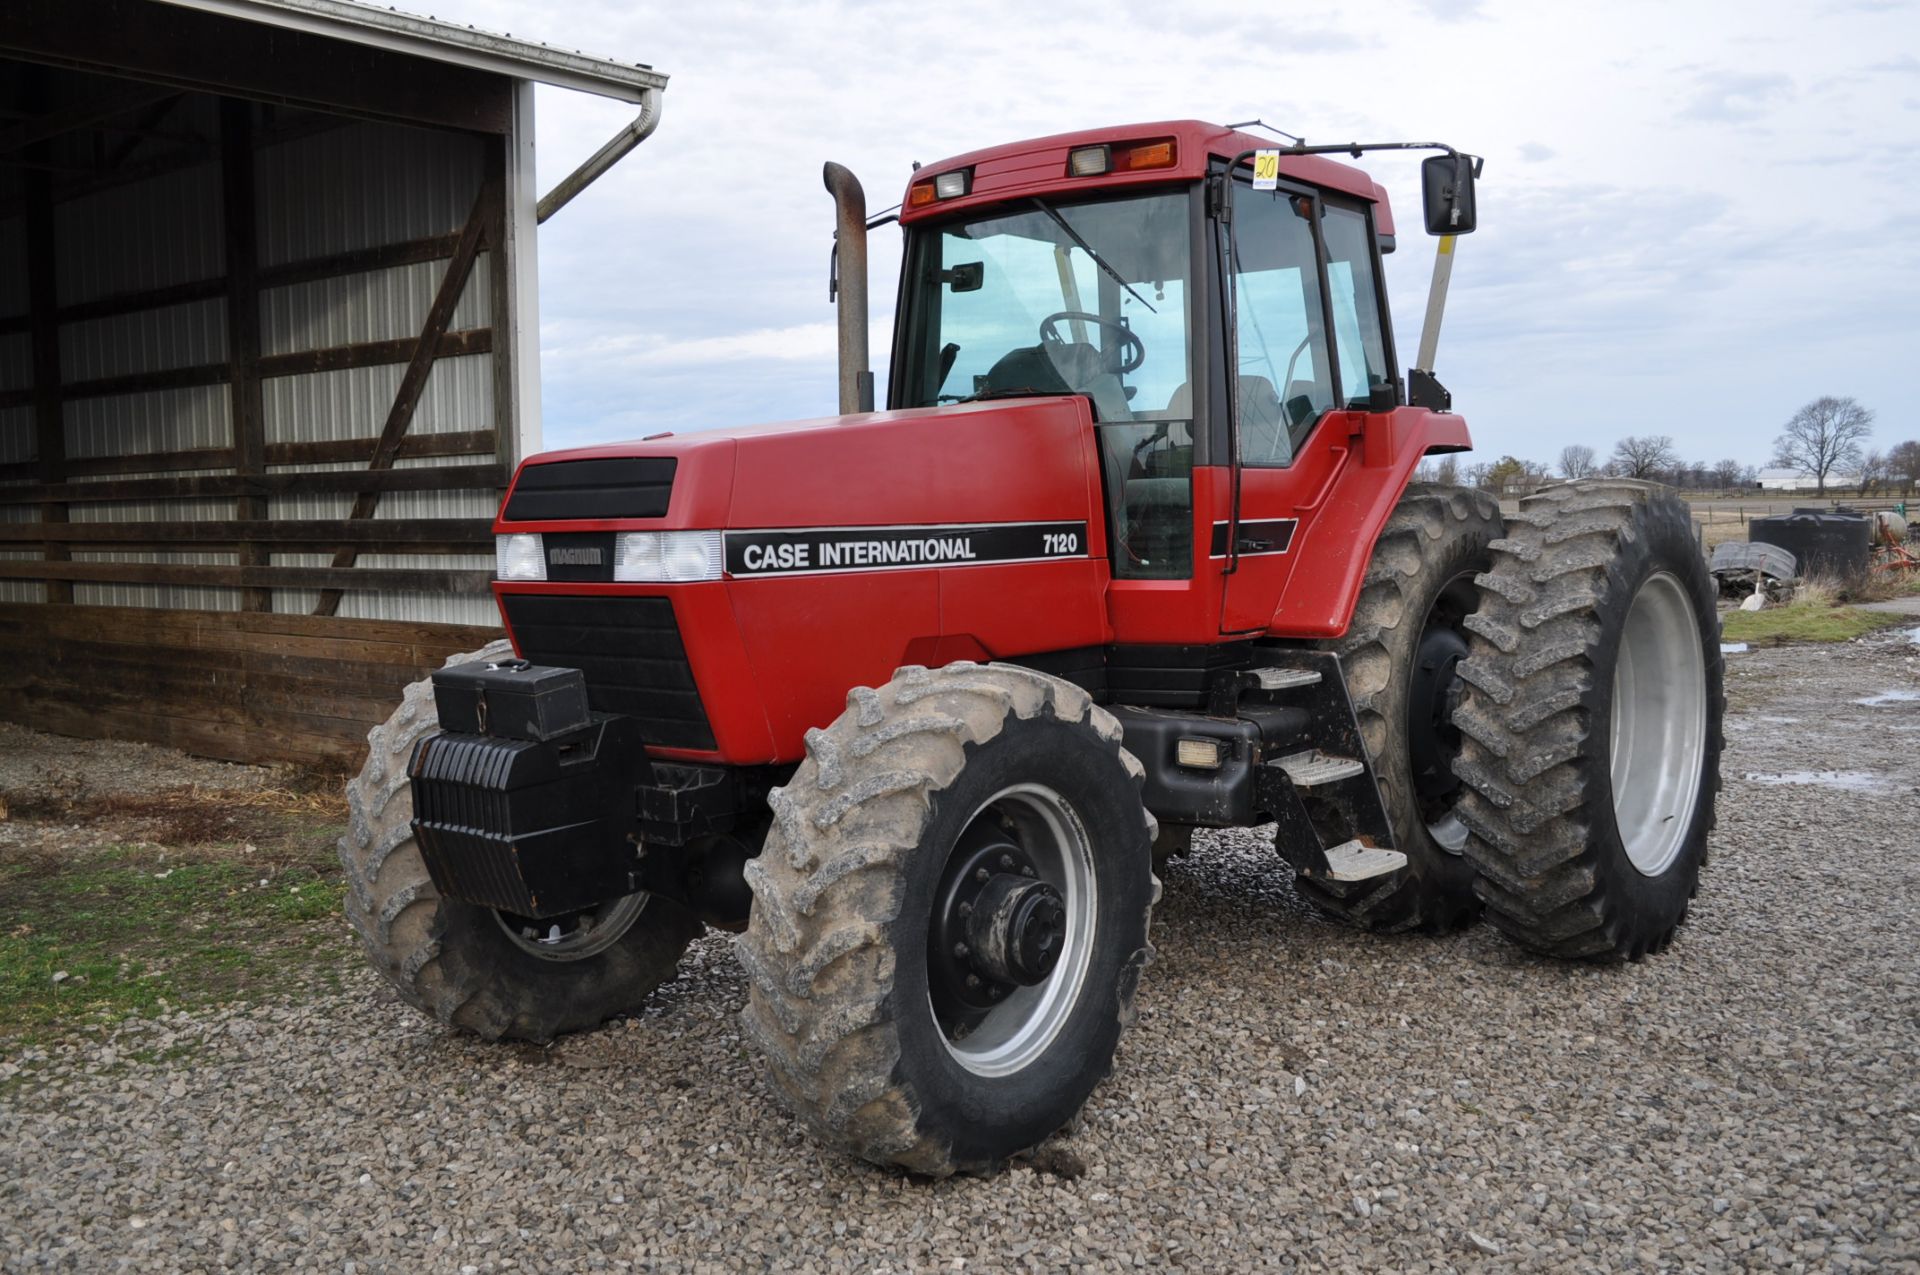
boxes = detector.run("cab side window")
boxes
[1321,204,1392,408]
[1230,188,1334,467]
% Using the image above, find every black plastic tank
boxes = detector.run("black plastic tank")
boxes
[1748,507,1871,577]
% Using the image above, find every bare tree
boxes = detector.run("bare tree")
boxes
[1889,440,1920,497]
[1433,455,1460,486]
[1463,461,1493,490]
[1558,444,1597,480]
[1851,449,1888,496]
[1711,458,1744,490]
[1771,396,1874,495]
[1611,434,1679,480]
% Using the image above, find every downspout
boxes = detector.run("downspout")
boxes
[536,85,663,224]
[823,162,873,414]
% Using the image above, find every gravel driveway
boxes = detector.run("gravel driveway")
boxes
[3,628,1917,1272]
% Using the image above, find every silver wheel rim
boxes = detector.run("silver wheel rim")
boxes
[936,784,1098,1078]
[1609,571,1708,876]
[492,891,649,962]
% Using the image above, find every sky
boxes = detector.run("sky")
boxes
[422,0,1919,470]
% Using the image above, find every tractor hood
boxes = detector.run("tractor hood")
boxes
[493,397,1110,558]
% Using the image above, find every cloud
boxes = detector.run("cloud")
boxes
[416,0,1920,468]
[1679,70,1794,122]
[1416,0,1486,20]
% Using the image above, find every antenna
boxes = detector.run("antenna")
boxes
[1225,119,1305,145]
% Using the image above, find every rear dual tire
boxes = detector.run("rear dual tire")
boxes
[1452,480,1723,960]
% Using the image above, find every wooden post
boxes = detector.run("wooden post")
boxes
[485,136,514,477]
[220,97,271,611]
[24,88,69,604]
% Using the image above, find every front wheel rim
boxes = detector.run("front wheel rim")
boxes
[928,784,1098,1079]
[1609,571,1708,876]
[492,891,649,962]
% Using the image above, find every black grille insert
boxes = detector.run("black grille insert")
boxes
[501,593,716,750]
[502,457,676,521]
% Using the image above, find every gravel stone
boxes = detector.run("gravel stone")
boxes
[2,628,1917,1271]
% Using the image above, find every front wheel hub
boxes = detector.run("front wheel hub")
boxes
[967,873,1066,986]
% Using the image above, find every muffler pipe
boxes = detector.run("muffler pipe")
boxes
[824,162,873,413]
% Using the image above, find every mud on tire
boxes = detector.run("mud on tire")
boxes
[1452,480,1724,961]
[337,642,702,1041]
[737,662,1158,1176]
[1296,483,1500,933]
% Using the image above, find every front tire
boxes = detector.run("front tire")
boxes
[1452,480,1724,960]
[338,644,703,1040]
[1295,483,1501,932]
[737,663,1157,1176]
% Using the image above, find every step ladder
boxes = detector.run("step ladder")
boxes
[1274,750,1365,787]
[1320,839,1408,882]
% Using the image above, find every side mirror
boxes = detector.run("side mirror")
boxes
[1421,153,1478,235]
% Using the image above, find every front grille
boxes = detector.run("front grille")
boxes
[501,593,716,750]
[502,456,676,521]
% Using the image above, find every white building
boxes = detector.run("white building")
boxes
[1754,467,1819,491]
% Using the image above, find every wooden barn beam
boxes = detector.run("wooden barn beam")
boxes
[23,70,70,603]
[220,97,271,610]
[313,179,496,616]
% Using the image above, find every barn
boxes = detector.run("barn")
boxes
[0,0,662,766]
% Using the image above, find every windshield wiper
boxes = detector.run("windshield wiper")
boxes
[938,386,1059,405]
[1029,197,1156,316]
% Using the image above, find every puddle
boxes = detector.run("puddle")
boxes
[1720,642,1750,654]
[1856,689,1920,707]
[1744,770,1894,794]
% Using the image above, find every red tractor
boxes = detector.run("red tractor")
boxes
[341,121,1723,1176]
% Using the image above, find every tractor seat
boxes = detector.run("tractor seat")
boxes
[1162,377,1296,464]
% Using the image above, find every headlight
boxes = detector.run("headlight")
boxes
[614,530,724,582]
[495,533,546,581]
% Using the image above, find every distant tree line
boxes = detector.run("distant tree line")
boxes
[1413,396,1919,498]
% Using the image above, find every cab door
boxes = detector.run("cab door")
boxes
[1217,180,1397,636]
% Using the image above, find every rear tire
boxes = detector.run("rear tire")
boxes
[338,643,702,1040]
[1452,480,1723,960]
[1295,483,1500,933]
[737,663,1157,1176]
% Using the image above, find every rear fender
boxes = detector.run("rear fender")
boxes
[1267,407,1471,637]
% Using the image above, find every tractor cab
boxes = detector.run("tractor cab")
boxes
[865,121,1477,640]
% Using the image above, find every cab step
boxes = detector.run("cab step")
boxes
[1274,750,1365,787]
[1321,840,1408,882]
[1252,666,1323,691]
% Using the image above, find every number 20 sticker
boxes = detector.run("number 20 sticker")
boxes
[1252,150,1281,191]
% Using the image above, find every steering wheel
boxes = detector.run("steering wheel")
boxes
[1038,311,1146,376]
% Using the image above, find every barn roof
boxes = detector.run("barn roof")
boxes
[159,0,666,101]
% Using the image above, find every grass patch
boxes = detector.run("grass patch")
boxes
[0,851,350,1040]
[1721,602,1907,645]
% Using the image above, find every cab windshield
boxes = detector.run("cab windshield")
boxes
[895,189,1197,578]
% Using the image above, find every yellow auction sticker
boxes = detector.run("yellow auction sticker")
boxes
[1252,150,1280,190]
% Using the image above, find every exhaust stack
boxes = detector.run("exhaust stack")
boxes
[823,162,873,414]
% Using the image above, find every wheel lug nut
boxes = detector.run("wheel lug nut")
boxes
[957,900,972,917]
[953,941,969,959]
[1021,866,1036,878]
[965,974,981,988]
[974,868,990,883]
[1000,854,1016,869]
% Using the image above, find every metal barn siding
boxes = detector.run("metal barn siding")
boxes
[0,0,669,766]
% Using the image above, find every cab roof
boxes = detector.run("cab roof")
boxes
[900,119,1394,236]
